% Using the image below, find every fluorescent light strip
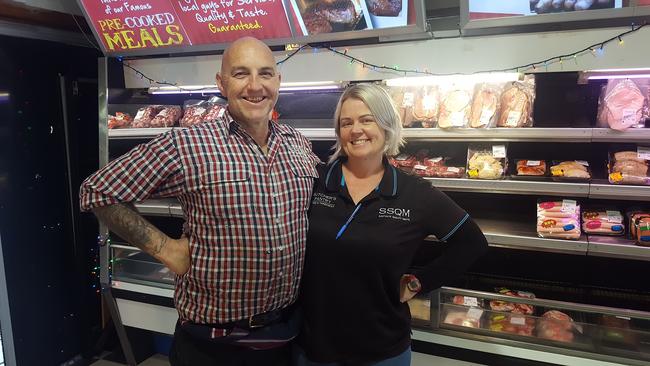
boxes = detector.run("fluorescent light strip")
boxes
[148,81,345,94]
[587,74,650,80]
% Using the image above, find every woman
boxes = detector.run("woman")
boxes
[296,83,488,365]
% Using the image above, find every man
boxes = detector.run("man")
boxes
[80,37,319,366]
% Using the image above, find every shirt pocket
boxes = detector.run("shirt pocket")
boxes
[192,162,253,219]
[288,161,318,212]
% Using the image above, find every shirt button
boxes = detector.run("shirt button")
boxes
[279,271,284,277]
[275,217,281,224]
[266,249,272,254]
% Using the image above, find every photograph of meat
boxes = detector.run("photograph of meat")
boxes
[366,0,401,16]
[365,0,407,29]
[531,0,618,14]
[291,0,372,35]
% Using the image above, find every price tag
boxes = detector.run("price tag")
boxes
[616,316,631,320]
[606,210,623,223]
[462,296,478,307]
[637,146,650,160]
[510,316,526,326]
[492,145,506,158]
[402,92,415,107]
[562,199,577,213]
[621,109,638,126]
[506,111,522,127]
[466,308,483,320]
[428,157,443,163]
[134,109,145,120]
[479,108,493,126]
[526,160,541,166]
[193,107,206,116]
[159,267,170,274]
[451,111,466,127]
[423,299,431,308]
[575,160,589,166]
[413,165,427,171]
[422,95,437,111]
[447,167,461,173]
[395,154,409,161]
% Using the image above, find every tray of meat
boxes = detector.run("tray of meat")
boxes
[608,149,650,186]
[150,105,182,128]
[537,200,581,240]
[467,144,507,180]
[469,83,501,128]
[392,153,418,169]
[628,210,650,247]
[442,309,482,329]
[582,210,624,236]
[488,313,536,337]
[509,159,548,180]
[597,78,649,131]
[108,112,132,129]
[497,78,535,128]
[550,160,591,182]
[488,288,536,315]
[132,105,164,128]
[537,310,575,343]
[431,166,466,178]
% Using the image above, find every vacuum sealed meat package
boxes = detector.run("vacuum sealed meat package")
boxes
[550,160,591,181]
[497,78,535,128]
[489,313,536,336]
[537,200,581,240]
[467,144,507,179]
[412,85,439,128]
[180,100,208,127]
[150,105,182,127]
[132,105,163,128]
[488,288,536,315]
[203,96,228,122]
[469,83,500,128]
[108,112,132,129]
[437,89,472,129]
[515,159,547,176]
[597,78,649,130]
[628,210,650,247]
[581,210,624,236]
[537,310,575,343]
[608,149,650,186]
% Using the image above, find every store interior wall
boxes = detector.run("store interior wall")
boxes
[124,26,650,87]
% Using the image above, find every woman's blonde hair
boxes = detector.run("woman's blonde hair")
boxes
[329,83,404,163]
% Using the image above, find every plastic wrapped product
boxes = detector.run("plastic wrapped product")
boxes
[497,79,535,128]
[550,160,591,181]
[608,149,650,186]
[431,166,466,178]
[443,310,481,329]
[389,87,415,127]
[469,83,500,128]
[437,89,472,129]
[412,85,439,128]
[581,210,624,236]
[393,153,418,168]
[515,159,547,176]
[537,310,575,343]
[150,105,182,127]
[132,105,164,128]
[537,200,581,240]
[108,112,132,129]
[467,144,507,180]
[488,313,536,336]
[597,78,648,131]
[180,100,208,127]
[408,297,431,322]
[598,315,636,345]
[488,288,536,315]
[203,96,228,123]
[452,295,483,308]
[412,164,437,177]
[628,211,650,247]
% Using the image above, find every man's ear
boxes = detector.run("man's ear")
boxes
[216,73,226,97]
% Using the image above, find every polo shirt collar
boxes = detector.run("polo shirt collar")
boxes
[324,157,399,198]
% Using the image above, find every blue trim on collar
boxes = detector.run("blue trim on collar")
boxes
[340,174,345,187]
[325,160,340,188]
[391,166,397,196]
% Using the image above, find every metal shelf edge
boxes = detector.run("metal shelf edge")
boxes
[426,178,590,197]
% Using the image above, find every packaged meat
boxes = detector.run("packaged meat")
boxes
[412,164,437,177]
[537,310,575,343]
[389,87,415,127]
[422,157,445,167]
[581,210,625,236]
[412,86,439,128]
[452,295,483,308]
[203,96,228,123]
[598,315,636,345]
[108,112,132,129]
[515,160,547,176]
[550,161,591,181]
[469,84,500,128]
[488,313,536,336]
[443,310,481,329]
[393,153,417,168]
[488,288,536,315]
[628,210,650,247]
[597,78,648,131]
[180,100,208,127]
[497,79,535,128]
[467,144,507,180]
[438,89,472,129]
[537,200,581,240]
[431,166,466,178]
[150,105,182,128]
[408,297,431,322]
[132,105,163,128]
[608,149,650,186]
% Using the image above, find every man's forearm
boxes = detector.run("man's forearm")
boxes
[93,203,169,257]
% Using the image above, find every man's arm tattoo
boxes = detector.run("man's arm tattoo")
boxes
[93,203,169,256]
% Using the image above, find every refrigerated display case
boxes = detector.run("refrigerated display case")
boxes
[96,56,650,364]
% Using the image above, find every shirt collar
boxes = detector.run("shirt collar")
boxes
[222,107,292,138]
[324,157,399,198]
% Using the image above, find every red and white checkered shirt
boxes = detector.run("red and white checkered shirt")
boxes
[80,111,320,324]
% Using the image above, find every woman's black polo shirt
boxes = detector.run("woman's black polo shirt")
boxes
[298,157,472,363]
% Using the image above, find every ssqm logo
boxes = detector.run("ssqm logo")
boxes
[378,207,411,221]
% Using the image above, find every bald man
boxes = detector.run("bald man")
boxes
[80,37,320,365]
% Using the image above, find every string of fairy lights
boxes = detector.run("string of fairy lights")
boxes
[121,21,647,89]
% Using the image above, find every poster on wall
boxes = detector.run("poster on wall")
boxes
[468,0,625,20]
[77,0,422,55]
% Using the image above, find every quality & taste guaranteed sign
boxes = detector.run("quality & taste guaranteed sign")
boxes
[81,0,296,52]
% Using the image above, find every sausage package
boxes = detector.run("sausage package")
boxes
[608,149,650,186]
[497,77,535,128]
[597,78,649,131]
[581,210,625,236]
[537,200,581,240]
[469,83,501,128]
[550,160,591,182]
[628,210,650,247]
[467,144,507,180]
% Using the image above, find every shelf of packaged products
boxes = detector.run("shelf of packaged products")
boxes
[401,128,593,142]
[587,236,650,262]
[425,177,590,197]
[591,128,650,143]
[588,180,650,201]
